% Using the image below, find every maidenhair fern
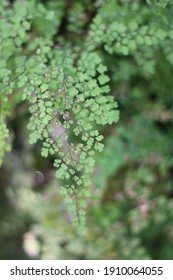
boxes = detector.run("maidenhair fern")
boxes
[14,49,118,228]
[1,0,173,229]
[1,46,119,229]
[0,121,11,166]
[146,0,170,7]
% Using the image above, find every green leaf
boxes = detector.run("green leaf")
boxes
[41,148,49,157]
[40,84,48,91]
[98,74,110,85]
[94,142,104,152]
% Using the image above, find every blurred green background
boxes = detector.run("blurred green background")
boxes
[1,0,173,260]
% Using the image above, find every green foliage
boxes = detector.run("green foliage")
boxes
[1,0,173,243]
[0,0,119,229]
[0,121,11,166]
[146,0,170,8]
